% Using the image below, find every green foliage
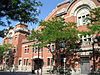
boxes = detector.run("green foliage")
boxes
[89,7,100,23]
[40,18,78,43]
[0,45,5,56]
[0,0,42,38]
[0,44,12,56]
[28,29,42,41]
[0,0,42,26]
[0,45,5,64]
[87,7,100,34]
[79,31,92,36]
[3,44,12,51]
[88,24,100,34]
[28,17,79,50]
[0,43,13,68]
[0,43,11,59]
[80,7,100,36]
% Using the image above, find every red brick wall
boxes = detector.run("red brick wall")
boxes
[64,16,76,22]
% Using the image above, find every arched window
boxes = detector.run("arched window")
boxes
[76,7,90,26]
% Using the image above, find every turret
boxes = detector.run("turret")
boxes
[14,23,30,35]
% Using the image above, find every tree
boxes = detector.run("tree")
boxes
[0,44,12,57]
[29,17,79,49]
[0,0,42,38]
[86,7,100,45]
[0,43,14,70]
[80,7,100,35]
[0,45,5,64]
[28,17,80,74]
[80,7,100,43]
[84,7,100,73]
[88,7,100,24]
[0,0,42,26]
[86,7,100,33]
[0,44,12,59]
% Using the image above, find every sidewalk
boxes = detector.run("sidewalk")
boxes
[28,72,57,75]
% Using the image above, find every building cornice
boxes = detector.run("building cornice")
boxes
[57,0,70,7]
[22,40,34,44]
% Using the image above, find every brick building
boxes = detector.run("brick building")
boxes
[3,0,100,74]
[44,0,100,74]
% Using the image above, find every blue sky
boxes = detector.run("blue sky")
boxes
[39,0,63,20]
[0,0,63,43]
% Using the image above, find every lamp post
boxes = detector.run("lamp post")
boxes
[47,44,55,73]
[92,34,100,74]
[37,44,40,75]
[63,58,66,75]
[59,41,66,75]
[92,41,96,73]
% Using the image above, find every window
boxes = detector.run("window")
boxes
[26,59,29,65]
[77,8,90,26]
[9,32,12,35]
[24,46,29,53]
[78,17,81,19]
[84,39,87,41]
[77,14,89,26]
[35,47,38,53]
[23,59,29,65]
[88,38,91,41]
[78,17,82,25]
[32,48,34,52]
[15,35,17,40]
[24,49,27,53]
[80,34,92,46]
[82,16,86,24]
[80,39,82,43]
[51,58,53,65]
[34,46,40,53]
[19,60,22,65]
[51,45,55,52]
[47,58,50,66]
[84,35,86,38]
[13,48,16,53]
[80,35,82,38]
[9,38,12,44]
[27,48,29,53]
[24,59,26,65]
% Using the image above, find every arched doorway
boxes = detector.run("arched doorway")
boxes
[32,58,44,74]
[33,58,44,70]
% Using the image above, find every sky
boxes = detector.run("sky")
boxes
[0,0,63,43]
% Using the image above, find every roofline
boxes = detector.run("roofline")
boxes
[16,23,28,27]
[22,40,34,44]
[66,0,76,12]
[57,0,70,7]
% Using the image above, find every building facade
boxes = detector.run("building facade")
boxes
[44,0,100,74]
[3,23,53,72]
[2,0,100,74]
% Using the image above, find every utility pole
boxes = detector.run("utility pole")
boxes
[92,42,96,73]
[37,46,39,75]
[63,58,66,75]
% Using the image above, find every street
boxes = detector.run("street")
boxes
[0,72,34,75]
[0,72,56,75]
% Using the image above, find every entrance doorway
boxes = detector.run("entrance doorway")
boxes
[32,58,44,74]
[80,56,90,74]
[33,58,44,70]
